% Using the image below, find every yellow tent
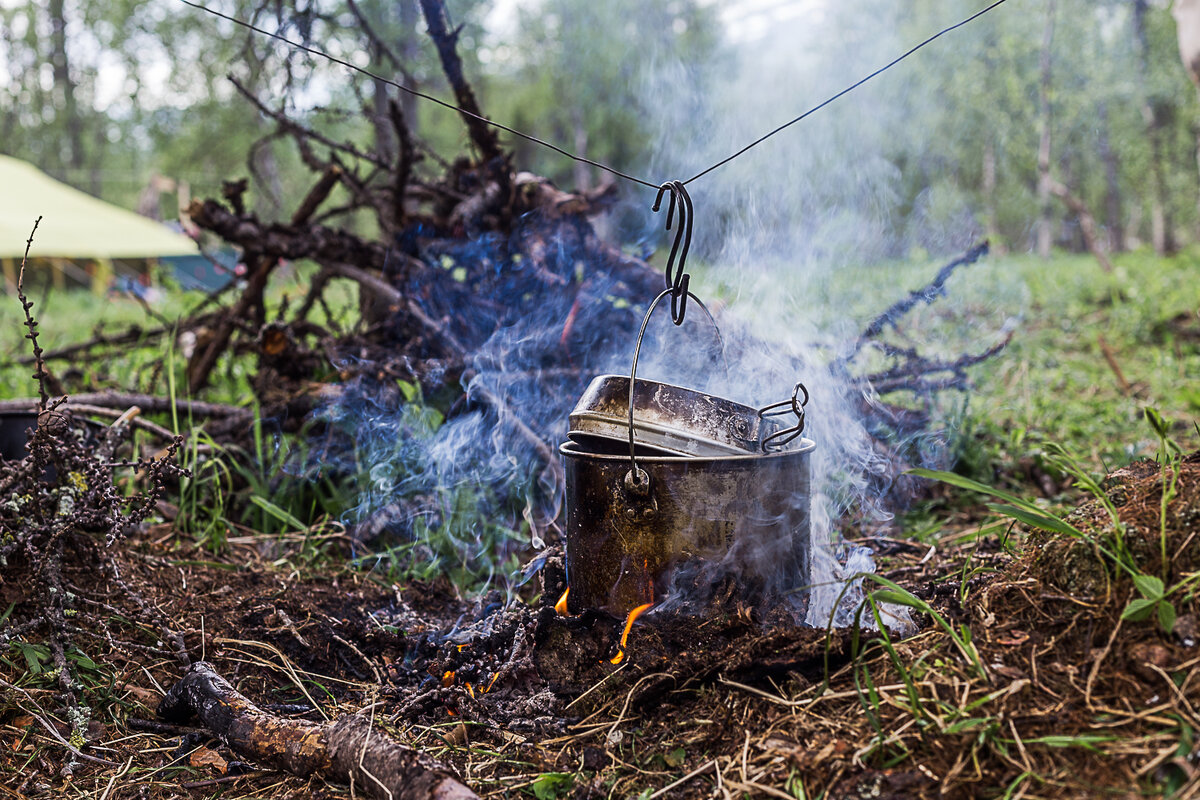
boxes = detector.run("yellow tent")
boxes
[0,154,198,292]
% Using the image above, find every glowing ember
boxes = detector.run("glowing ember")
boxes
[610,602,654,665]
[441,670,455,687]
[555,587,571,616]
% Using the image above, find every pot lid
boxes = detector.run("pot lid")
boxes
[567,374,780,458]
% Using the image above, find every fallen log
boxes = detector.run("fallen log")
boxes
[158,661,478,800]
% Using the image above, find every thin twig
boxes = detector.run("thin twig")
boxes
[0,676,121,767]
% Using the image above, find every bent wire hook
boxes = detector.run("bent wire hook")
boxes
[651,181,694,325]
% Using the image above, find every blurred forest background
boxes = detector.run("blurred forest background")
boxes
[2,0,1198,262]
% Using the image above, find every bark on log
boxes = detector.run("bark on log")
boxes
[158,661,478,800]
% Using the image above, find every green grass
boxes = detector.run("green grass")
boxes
[964,249,1200,475]
[698,246,1199,485]
[0,261,359,404]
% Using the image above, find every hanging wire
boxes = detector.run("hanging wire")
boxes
[681,0,1011,186]
[177,0,660,189]
[180,0,1011,193]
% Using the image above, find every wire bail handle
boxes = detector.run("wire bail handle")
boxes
[623,288,728,498]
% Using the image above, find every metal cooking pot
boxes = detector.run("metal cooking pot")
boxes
[559,288,814,616]
[561,439,814,616]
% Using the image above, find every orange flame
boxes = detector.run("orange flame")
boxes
[554,587,571,616]
[610,602,654,665]
[441,670,455,687]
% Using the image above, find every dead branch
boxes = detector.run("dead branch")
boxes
[860,330,1015,395]
[417,0,503,165]
[844,241,990,363]
[390,97,416,228]
[1098,334,1135,394]
[0,393,250,420]
[1049,178,1114,273]
[13,316,214,366]
[187,198,389,267]
[230,75,390,171]
[320,260,466,356]
[158,661,478,800]
[187,167,352,391]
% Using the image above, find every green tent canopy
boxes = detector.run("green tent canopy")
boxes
[0,155,198,260]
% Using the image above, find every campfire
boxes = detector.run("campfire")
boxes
[0,3,1057,799]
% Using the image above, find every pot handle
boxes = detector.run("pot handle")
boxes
[757,381,809,453]
[625,287,728,490]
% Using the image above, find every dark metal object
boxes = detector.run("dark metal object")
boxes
[0,410,102,483]
[0,411,38,463]
[651,181,694,325]
[561,440,814,616]
[758,381,809,453]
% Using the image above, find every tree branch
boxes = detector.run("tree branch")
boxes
[416,0,503,164]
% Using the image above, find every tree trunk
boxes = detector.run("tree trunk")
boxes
[1097,103,1125,252]
[1172,0,1200,235]
[982,138,1002,252]
[399,0,422,130]
[47,0,84,176]
[374,74,397,164]
[1036,0,1056,258]
[1175,0,1200,86]
[1135,0,1176,255]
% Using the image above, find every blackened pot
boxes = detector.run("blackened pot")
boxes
[560,438,814,617]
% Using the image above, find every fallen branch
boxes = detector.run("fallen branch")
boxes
[1098,334,1134,394]
[843,241,990,363]
[0,393,250,420]
[1049,178,1113,273]
[158,661,478,800]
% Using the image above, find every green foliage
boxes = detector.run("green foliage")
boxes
[914,402,1196,636]
[486,0,721,190]
[529,772,575,799]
